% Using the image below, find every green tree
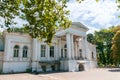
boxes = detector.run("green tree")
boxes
[7,27,25,33]
[87,33,95,44]
[87,27,114,66]
[0,0,71,44]
[0,0,19,28]
[95,28,114,65]
[111,30,120,66]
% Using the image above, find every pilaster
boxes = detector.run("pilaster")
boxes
[58,38,62,59]
[71,34,74,59]
[66,33,72,60]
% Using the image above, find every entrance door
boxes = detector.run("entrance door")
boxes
[51,65,56,71]
[79,64,84,71]
[41,65,46,72]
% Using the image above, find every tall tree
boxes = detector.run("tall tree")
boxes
[0,0,71,44]
[87,33,95,44]
[0,0,19,28]
[87,27,114,66]
[111,30,120,66]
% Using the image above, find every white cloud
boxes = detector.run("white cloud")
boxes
[67,0,120,32]
[87,26,99,34]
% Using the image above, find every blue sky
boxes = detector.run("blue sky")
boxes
[0,0,120,33]
[67,0,120,33]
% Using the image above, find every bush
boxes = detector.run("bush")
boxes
[99,63,105,67]
[26,68,32,73]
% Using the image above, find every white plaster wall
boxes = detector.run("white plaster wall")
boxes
[4,33,32,62]
[84,61,91,70]
[86,42,97,61]
[60,60,68,71]
[68,60,77,72]
[3,62,30,73]
[3,32,32,73]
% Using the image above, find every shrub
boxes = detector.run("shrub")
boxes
[26,68,32,73]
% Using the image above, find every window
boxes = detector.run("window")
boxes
[61,49,63,58]
[50,46,54,57]
[64,44,67,58]
[92,52,94,59]
[23,46,28,58]
[80,49,82,58]
[13,45,19,57]
[41,45,46,57]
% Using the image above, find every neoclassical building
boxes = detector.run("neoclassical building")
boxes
[0,22,97,73]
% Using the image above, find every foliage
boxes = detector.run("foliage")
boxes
[7,27,25,33]
[87,27,114,66]
[0,0,19,28]
[111,30,120,65]
[112,25,120,33]
[0,0,71,44]
[26,68,32,73]
[87,33,95,44]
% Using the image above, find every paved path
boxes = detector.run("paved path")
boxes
[0,68,120,80]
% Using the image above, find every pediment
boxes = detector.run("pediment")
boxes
[55,22,89,36]
[71,22,89,31]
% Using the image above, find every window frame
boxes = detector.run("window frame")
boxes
[92,52,94,59]
[41,45,46,57]
[13,45,19,57]
[50,46,54,57]
[23,46,28,58]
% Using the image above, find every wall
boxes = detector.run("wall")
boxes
[0,37,4,51]
[0,52,3,72]
[3,32,32,73]
[3,62,30,73]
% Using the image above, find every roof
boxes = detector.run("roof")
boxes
[72,22,89,31]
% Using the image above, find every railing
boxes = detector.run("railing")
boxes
[59,57,87,60]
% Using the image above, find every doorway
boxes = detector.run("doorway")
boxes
[41,65,46,72]
[78,64,84,71]
[51,65,56,71]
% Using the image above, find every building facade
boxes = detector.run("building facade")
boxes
[0,22,97,73]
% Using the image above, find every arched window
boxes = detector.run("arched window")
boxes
[13,45,19,57]
[23,46,28,58]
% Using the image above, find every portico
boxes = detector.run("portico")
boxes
[56,30,87,61]
[55,22,89,71]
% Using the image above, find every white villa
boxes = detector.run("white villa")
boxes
[0,22,97,73]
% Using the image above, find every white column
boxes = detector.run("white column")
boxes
[19,45,23,61]
[75,41,77,59]
[81,37,84,58]
[66,33,71,60]
[58,38,61,59]
[71,34,74,59]
[32,38,38,71]
[81,36,86,59]
[84,36,87,59]
[47,45,50,61]
[33,38,38,61]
